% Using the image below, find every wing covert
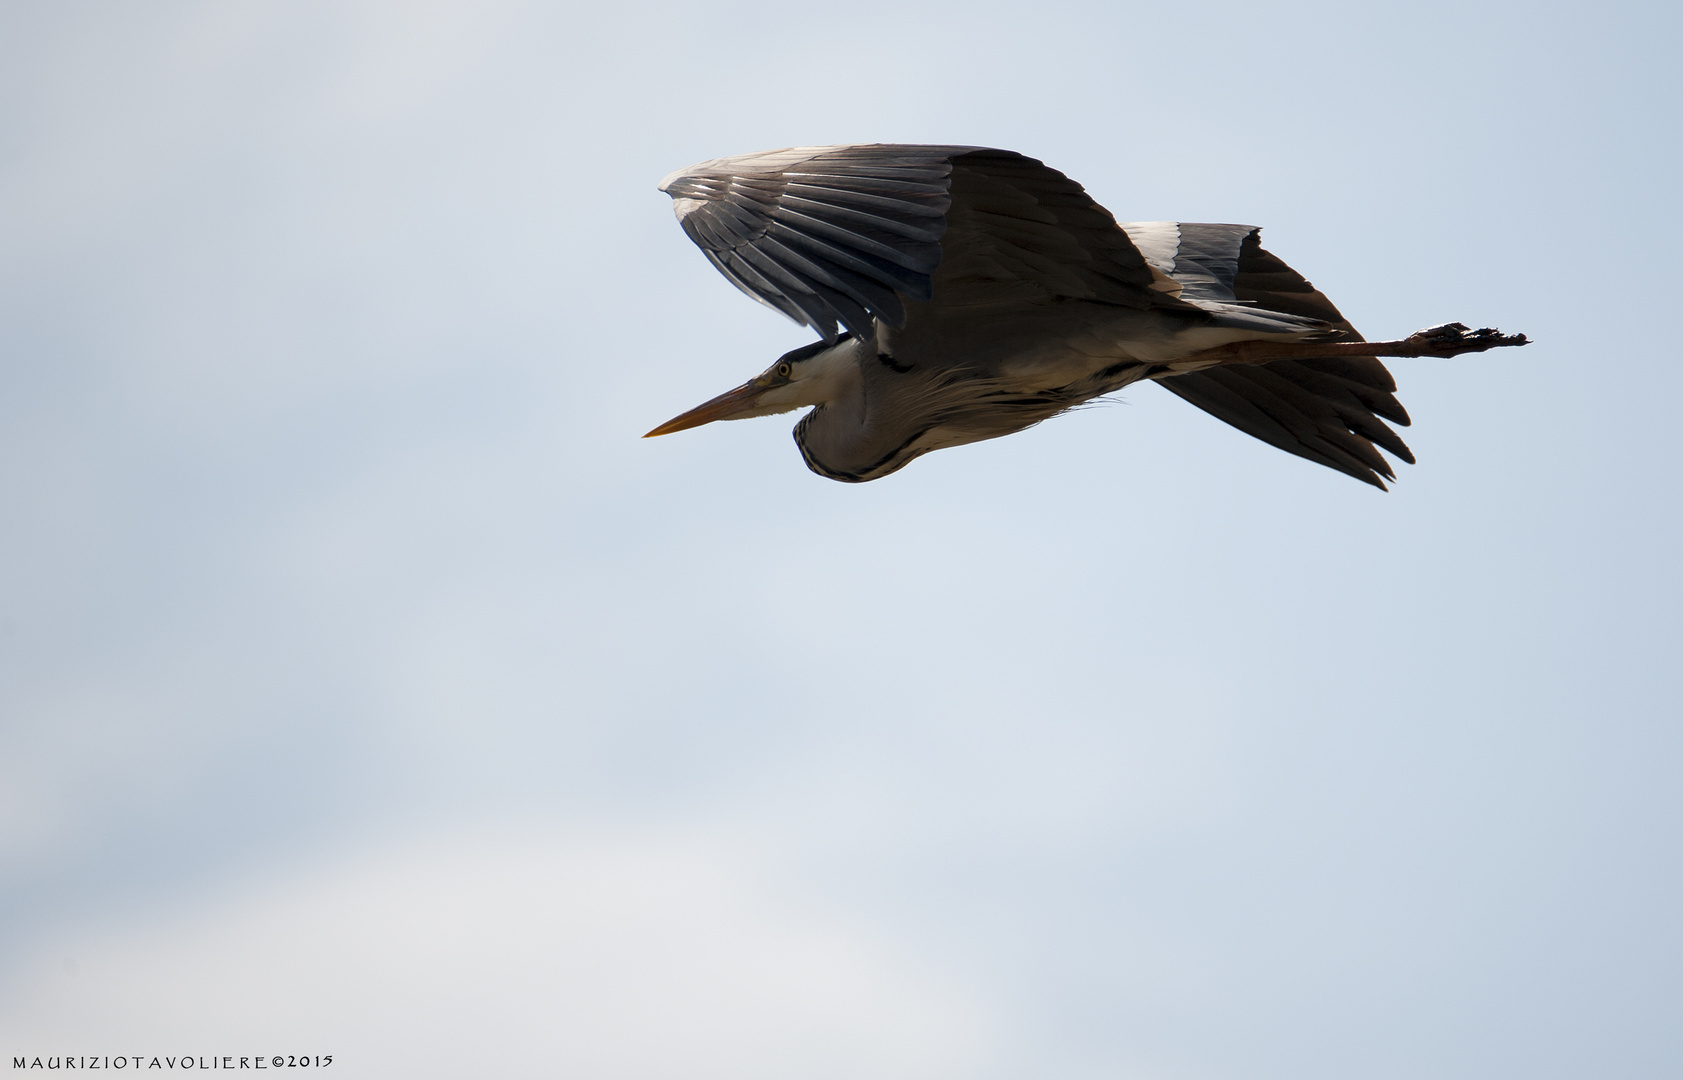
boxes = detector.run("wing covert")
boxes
[661,144,1188,341]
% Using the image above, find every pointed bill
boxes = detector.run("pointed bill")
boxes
[643,381,766,438]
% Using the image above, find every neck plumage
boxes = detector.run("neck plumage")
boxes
[792,338,951,483]
[791,339,870,481]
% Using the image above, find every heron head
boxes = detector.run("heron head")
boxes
[643,335,859,438]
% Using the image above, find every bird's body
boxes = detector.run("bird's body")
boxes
[648,144,1526,487]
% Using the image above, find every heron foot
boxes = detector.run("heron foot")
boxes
[1403,323,1530,356]
[1156,321,1532,372]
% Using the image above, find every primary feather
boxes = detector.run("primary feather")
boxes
[657,144,1416,488]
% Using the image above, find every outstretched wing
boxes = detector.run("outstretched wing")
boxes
[661,144,1186,342]
[1130,224,1414,489]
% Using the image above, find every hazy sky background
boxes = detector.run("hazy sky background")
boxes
[2,1,1679,1076]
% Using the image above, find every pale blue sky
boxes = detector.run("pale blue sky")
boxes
[1,2,1679,1077]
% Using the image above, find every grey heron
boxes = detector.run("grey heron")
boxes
[646,144,1526,488]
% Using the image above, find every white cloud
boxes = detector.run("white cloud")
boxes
[0,824,999,1079]
[1,3,1676,1078]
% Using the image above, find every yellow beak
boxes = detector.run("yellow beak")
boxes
[643,381,767,438]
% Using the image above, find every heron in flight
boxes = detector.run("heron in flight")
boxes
[646,145,1526,488]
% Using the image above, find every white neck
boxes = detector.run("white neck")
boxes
[763,337,865,411]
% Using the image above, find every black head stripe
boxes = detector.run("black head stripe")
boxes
[777,333,853,366]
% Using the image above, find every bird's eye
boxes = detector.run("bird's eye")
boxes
[776,362,792,378]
